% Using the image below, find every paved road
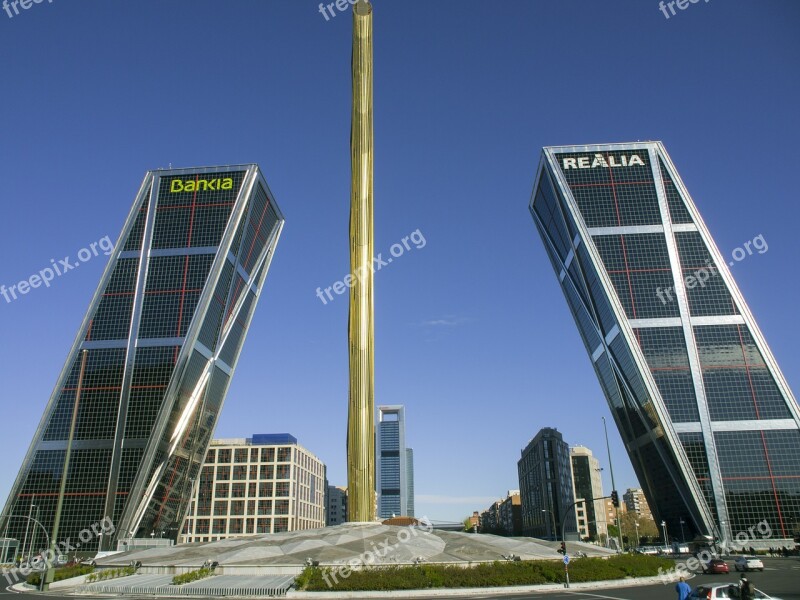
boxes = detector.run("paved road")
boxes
[1,557,797,599]
[457,558,800,600]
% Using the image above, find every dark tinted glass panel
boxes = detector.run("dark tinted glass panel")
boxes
[555,151,661,227]
[238,183,280,275]
[125,346,179,438]
[695,325,791,421]
[533,171,572,261]
[658,158,694,224]
[594,234,679,320]
[715,430,800,537]
[151,171,244,250]
[678,432,718,521]
[123,190,151,252]
[138,254,216,339]
[87,258,139,341]
[636,327,700,423]
[675,232,737,316]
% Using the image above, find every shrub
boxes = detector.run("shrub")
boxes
[171,567,214,586]
[84,566,135,584]
[294,554,675,591]
[26,564,95,586]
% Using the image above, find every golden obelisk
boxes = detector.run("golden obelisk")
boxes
[347,0,376,522]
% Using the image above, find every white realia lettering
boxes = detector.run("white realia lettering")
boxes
[563,153,645,170]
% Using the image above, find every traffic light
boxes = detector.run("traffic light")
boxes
[611,490,619,508]
[560,542,566,555]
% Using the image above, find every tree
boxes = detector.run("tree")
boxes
[618,511,659,545]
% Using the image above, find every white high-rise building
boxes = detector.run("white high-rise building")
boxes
[179,434,325,543]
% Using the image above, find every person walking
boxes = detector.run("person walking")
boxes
[676,576,692,600]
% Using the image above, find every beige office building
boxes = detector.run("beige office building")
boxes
[569,446,608,541]
[179,434,326,543]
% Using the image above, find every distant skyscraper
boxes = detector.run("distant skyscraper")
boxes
[517,428,577,540]
[405,448,415,518]
[376,405,414,518]
[1,166,284,549]
[569,446,607,541]
[327,486,348,526]
[530,142,800,545]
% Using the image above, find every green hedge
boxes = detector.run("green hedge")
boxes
[26,564,94,586]
[295,554,674,591]
[171,567,215,586]
[85,566,136,583]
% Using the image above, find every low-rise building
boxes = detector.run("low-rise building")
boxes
[480,500,501,533]
[480,491,522,536]
[179,434,326,543]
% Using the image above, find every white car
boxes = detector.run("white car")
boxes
[688,583,782,600]
[734,556,764,571]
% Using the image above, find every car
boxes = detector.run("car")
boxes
[734,556,764,571]
[703,559,730,574]
[688,583,783,600]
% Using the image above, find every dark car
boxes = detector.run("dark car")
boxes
[704,559,730,574]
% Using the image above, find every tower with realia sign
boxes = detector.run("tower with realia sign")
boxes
[530,142,800,546]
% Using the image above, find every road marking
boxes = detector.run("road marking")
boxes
[565,592,634,600]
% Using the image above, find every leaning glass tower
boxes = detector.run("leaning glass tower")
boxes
[1,165,284,548]
[530,142,800,545]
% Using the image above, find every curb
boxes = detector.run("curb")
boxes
[286,572,687,598]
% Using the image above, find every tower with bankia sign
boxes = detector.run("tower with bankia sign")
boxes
[530,142,800,547]
[0,165,284,548]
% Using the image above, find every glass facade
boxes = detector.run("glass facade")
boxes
[1,165,284,549]
[530,142,800,544]
[376,405,414,518]
[517,427,578,539]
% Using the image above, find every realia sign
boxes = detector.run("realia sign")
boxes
[561,153,646,170]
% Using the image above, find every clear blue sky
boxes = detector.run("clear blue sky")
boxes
[1,1,799,523]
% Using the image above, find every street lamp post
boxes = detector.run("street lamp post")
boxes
[679,518,685,544]
[661,520,669,553]
[634,521,640,549]
[21,502,34,564]
[602,417,624,553]
[27,506,40,563]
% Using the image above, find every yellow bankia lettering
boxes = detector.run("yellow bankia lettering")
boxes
[170,177,233,193]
